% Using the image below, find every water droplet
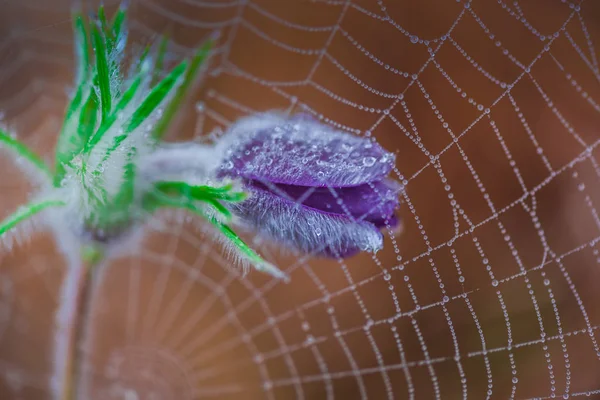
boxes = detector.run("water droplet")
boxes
[492,280,499,287]
[544,279,550,286]
[315,228,322,236]
[410,35,419,44]
[223,161,234,170]
[363,156,376,167]
[512,377,519,384]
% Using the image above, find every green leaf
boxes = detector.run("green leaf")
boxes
[123,60,188,134]
[73,14,91,86]
[152,38,214,140]
[136,45,151,73]
[143,191,287,280]
[154,181,233,219]
[111,6,127,39]
[155,181,247,204]
[85,73,143,152]
[112,146,137,206]
[152,35,169,86]
[91,23,112,123]
[100,4,127,72]
[94,60,187,178]
[97,6,111,40]
[0,199,65,237]
[55,90,100,183]
[0,128,52,180]
[75,92,99,150]
[54,14,93,183]
[207,213,287,280]
[54,85,87,184]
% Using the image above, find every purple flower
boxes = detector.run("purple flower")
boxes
[217,113,401,258]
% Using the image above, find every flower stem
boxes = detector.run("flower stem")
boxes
[55,246,103,400]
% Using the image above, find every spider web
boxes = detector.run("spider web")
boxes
[0,0,600,399]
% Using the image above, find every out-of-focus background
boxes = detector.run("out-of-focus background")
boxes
[0,0,600,399]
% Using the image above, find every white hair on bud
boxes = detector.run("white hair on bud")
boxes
[215,111,286,152]
[232,188,384,257]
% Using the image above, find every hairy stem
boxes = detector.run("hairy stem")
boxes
[55,247,103,400]
[54,258,88,400]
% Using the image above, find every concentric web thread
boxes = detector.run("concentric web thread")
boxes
[1,0,600,399]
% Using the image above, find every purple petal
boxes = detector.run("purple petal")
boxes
[218,113,395,187]
[250,179,401,228]
[231,185,384,257]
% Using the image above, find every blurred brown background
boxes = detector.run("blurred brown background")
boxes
[1,0,600,399]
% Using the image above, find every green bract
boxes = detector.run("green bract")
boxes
[0,5,286,280]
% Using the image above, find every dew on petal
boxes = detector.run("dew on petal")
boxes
[363,157,376,167]
[218,113,395,187]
